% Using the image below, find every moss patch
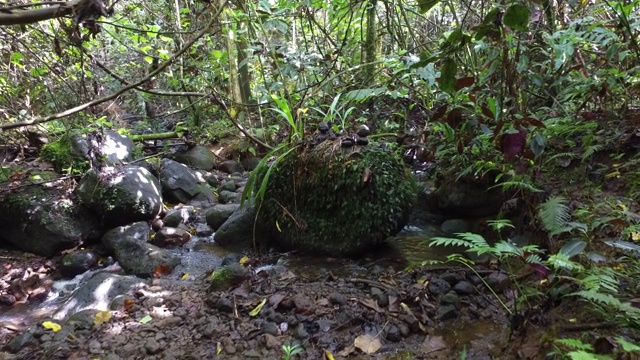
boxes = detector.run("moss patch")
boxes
[40,135,88,172]
[259,141,417,255]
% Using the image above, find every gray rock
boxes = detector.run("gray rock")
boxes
[293,323,309,339]
[218,190,241,204]
[144,338,163,355]
[241,156,261,171]
[163,206,196,227]
[151,227,191,247]
[53,272,147,320]
[217,160,244,174]
[453,280,476,295]
[440,271,463,285]
[2,330,36,353]
[214,206,266,251]
[204,204,241,230]
[485,272,510,293]
[204,172,220,187]
[215,297,234,313]
[219,180,237,192]
[356,124,371,137]
[386,325,401,342]
[440,219,472,234]
[262,321,280,336]
[434,180,505,217]
[76,165,163,227]
[173,145,216,171]
[329,292,347,306]
[100,130,136,165]
[371,287,388,307]
[440,292,461,309]
[60,249,99,278]
[159,158,216,204]
[428,277,451,296]
[102,222,181,277]
[0,190,102,257]
[436,304,458,321]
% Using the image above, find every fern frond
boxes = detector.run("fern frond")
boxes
[491,180,543,193]
[571,290,621,307]
[581,144,603,161]
[430,233,490,253]
[554,338,594,352]
[538,196,571,234]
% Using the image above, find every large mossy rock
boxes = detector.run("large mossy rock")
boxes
[258,142,417,255]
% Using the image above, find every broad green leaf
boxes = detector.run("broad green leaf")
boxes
[417,0,441,14]
[503,3,530,32]
[559,239,586,258]
[439,57,457,94]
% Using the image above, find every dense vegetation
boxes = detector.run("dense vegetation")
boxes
[2,0,640,357]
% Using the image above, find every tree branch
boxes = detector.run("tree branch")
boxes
[0,3,226,131]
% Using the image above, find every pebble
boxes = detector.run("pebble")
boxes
[453,280,476,295]
[144,338,163,355]
[329,292,347,306]
[428,277,452,296]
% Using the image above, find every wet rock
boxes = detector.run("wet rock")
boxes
[398,323,411,338]
[386,325,401,342]
[440,218,472,234]
[203,172,220,187]
[3,330,36,353]
[173,145,216,171]
[151,218,164,231]
[214,206,268,251]
[219,190,241,204]
[428,277,451,296]
[76,165,163,228]
[163,206,196,227]
[243,349,261,358]
[219,180,237,192]
[118,343,137,358]
[60,249,99,278]
[102,222,181,277]
[356,136,369,146]
[208,264,251,292]
[53,273,146,320]
[205,203,241,231]
[356,125,371,137]
[453,280,476,295]
[159,158,216,204]
[436,304,458,321]
[151,227,191,247]
[440,292,461,309]
[485,272,510,293]
[88,339,102,354]
[218,160,244,174]
[401,314,420,333]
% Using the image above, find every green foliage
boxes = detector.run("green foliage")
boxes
[537,196,571,235]
[281,343,303,360]
[40,135,88,174]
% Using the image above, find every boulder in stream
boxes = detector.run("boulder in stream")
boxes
[159,158,216,204]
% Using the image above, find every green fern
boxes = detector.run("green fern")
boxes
[571,290,622,307]
[429,233,490,251]
[554,338,594,352]
[581,144,603,161]
[538,196,571,235]
[491,179,543,193]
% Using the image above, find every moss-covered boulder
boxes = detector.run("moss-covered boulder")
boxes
[40,135,89,172]
[258,141,417,255]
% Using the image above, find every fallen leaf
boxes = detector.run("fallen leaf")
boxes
[249,298,267,316]
[268,293,286,308]
[354,334,381,354]
[93,310,112,326]
[324,349,335,360]
[422,335,447,353]
[181,273,189,280]
[153,265,172,278]
[139,315,152,324]
[42,321,62,333]
[123,299,135,312]
[239,256,250,265]
[216,342,222,355]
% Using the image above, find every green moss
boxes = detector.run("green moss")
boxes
[259,141,418,255]
[40,135,88,172]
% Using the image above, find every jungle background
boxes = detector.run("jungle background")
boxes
[1,0,640,358]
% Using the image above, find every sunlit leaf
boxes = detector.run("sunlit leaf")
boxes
[324,349,335,360]
[42,321,62,332]
[139,315,152,324]
[93,310,112,326]
[249,298,267,316]
[239,256,249,265]
[181,273,190,280]
[417,0,441,14]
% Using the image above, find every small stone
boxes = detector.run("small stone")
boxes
[401,314,420,333]
[428,277,451,296]
[119,343,137,358]
[356,124,371,137]
[485,272,510,293]
[224,344,237,354]
[329,292,347,306]
[219,180,237,192]
[440,272,463,285]
[386,325,401,342]
[293,323,309,339]
[440,292,461,309]
[318,122,329,133]
[216,297,234,313]
[59,249,99,277]
[105,354,121,360]
[0,294,17,306]
[262,321,280,336]
[398,323,411,338]
[356,136,369,145]
[370,287,388,307]
[341,137,355,147]
[151,227,191,247]
[144,338,162,355]
[453,281,476,295]
[88,339,102,354]
[242,349,261,358]
[436,304,458,321]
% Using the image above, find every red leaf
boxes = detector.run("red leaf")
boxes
[529,263,549,278]
[153,265,172,278]
[455,76,476,90]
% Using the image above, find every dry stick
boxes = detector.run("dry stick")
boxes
[0,2,228,132]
